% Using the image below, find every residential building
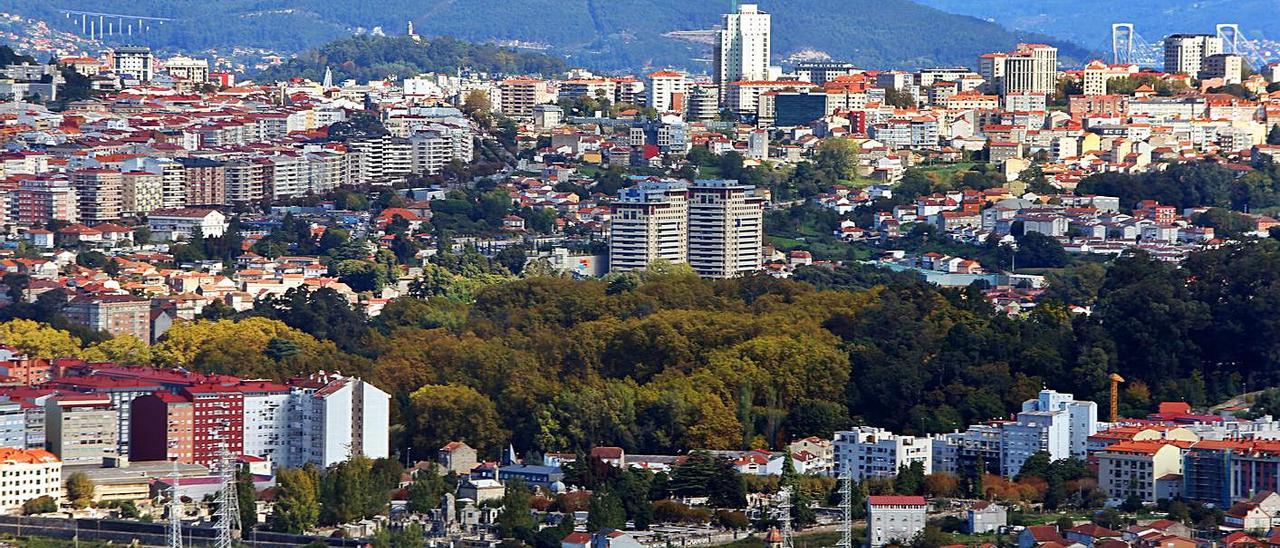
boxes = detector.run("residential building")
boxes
[980,44,1058,96]
[241,381,290,466]
[1202,53,1245,85]
[45,394,117,465]
[714,4,772,91]
[499,78,551,119]
[70,169,122,224]
[968,501,1007,534]
[128,392,194,463]
[794,61,858,85]
[63,294,150,343]
[687,179,764,278]
[648,70,689,114]
[1000,389,1097,477]
[608,181,689,272]
[867,495,927,547]
[0,448,60,514]
[120,171,162,216]
[147,208,227,240]
[834,427,932,481]
[163,55,209,83]
[176,157,226,206]
[1096,440,1184,504]
[439,441,478,475]
[181,383,244,467]
[111,46,153,82]
[264,153,309,200]
[50,376,159,458]
[0,399,25,450]
[223,159,268,204]
[14,176,77,226]
[286,373,390,468]
[1165,34,1223,77]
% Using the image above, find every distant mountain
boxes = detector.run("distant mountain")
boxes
[0,0,1096,72]
[916,0,1279,54]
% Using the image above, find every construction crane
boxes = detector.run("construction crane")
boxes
[1109,373,1126,423]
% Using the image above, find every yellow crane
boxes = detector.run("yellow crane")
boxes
[1109,373,1126,423]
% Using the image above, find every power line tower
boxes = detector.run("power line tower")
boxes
[776,486,794,548]
[214,450,241,548]
[835,470,854,548]
[167,459,183,548]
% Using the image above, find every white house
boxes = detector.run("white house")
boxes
[147,208,228,241]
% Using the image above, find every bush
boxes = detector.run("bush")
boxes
[22,496,56,515]
[715,509,749,530]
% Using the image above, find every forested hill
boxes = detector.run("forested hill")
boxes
[253,35,568,84]
[3,0,1095,71]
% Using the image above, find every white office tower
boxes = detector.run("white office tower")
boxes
[608,181,689,272]
[715,4,772,91]
[1164,34,1223,77]
[1000,389,1097,477]
[688,179,764,278]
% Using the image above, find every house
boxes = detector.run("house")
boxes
[1018,525,1066,548]
[590,446,625,468]
[438,441,478,475]
[562,529,644,548]
[457,477,504,504]
[1065,523,1123,547]
[968,501,1007,534]
[1225,492,1280,531]
[867,496,927,547]
[1222,531,1263,547]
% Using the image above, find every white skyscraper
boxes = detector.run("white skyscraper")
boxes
[688,179,764,278]
[1164,34,1223,77]
[714,4,771,92]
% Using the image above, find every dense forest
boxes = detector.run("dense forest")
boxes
[7,238,1280,459]
[255,35,567,83]
[3,0,1094,70]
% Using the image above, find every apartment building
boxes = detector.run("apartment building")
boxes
[979,44,1058,96]
[112,46,153,82]
[70,168,122,224]
[128,392,194,463]
[63,294,151,343]
[608,181,689,272]
[14,176,77,226]
[1096,440,1183,504]
[264,153,309,200]
[1165,34,1223,76]
[867,496,928,547]
[241,381,291,466]
[181,383,244,467]
[647,70,689,114]
[223,158,268,204]
[176,157,226,206]
[687,179,764,278]
[715,4,772,89]
[1001,390,1098,477]
[0,448,60,514]
[834,426,933,481]
[45,394,118,465]
[286,373,390,468]
[120,171,162,216]
[498,78,551,119]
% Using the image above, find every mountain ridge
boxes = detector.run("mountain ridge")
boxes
[0,0,1097,71]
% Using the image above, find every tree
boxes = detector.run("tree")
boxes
[22,495,57,515]
[407,465,447,514]
[1269,125,1280,146]
[587,488,627,532]
[237,464,258,529]
[894,462,925,495]
[371,522,426,548]
[66,472,94,508]
[1056,516,1074,533]
[273,467,320,534]
[320,455,388,525]
[496,478,536,542]
[922,473,959,498]
[407,384,509,457]
[909,525,953,548]
[1015,232,1069,269]
[0,319,84,358]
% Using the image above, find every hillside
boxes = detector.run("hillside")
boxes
[0,0,1095,71]
[254,35,568,83]
[916,0,1279,50]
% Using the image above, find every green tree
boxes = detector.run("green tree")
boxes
[22,495,57,515]
[894,462,925,495]
[1269,124,1280,146]
[587,488,626,532]
[407,384,509,456]
[496,478,535,542]
[320,455,388,525]
[66,472,95,508]
[273,467,320,534]
[237,464,258,529]
[407,465,447,514]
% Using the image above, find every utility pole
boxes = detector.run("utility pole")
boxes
[168,458,183,548]
[836,470,853,548]
[214,449,240,548]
